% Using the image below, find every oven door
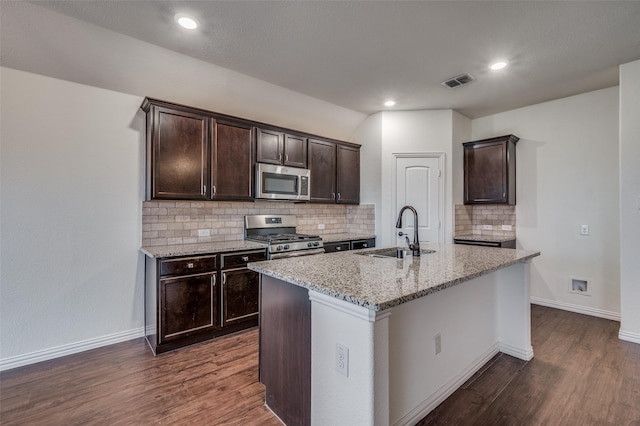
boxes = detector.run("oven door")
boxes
[269,248,325,260]
[255,163,310,201]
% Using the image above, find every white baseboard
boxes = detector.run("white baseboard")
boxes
[499,342,534,361]
[530,296,621,321]
[618,330,640,344]
[393,343,500,426]
[0,327,145,372]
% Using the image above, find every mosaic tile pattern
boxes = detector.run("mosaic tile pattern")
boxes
[248,243,540,311]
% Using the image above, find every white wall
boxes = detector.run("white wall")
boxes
[472,87,621,318]
[354,113,383,240]
[0,68,146,364]
[451,111,472,205]
[380,110,455,246]
[0,3,366,368]
[619,59,640,343]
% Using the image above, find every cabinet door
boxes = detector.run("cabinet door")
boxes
[283,134,308,168]
[336,145,360,204]
[221,268,260,326]
[256,128,284,165]
[464,139,514,204]
[212,120,254,200]
[308,139,336,202]
[151,106,209,200]
[159,272,217,343]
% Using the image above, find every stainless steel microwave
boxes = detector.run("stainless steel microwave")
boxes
[255,163,310,201]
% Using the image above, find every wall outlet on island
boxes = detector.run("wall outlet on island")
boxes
[434,333,442,355]
[336,343,349,377]
[318,224,325,230]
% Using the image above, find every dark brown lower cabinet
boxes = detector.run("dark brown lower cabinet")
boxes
[145,249,265,355]
[160,272,217,342]
[324,237,375,253]
[221,267,260,326]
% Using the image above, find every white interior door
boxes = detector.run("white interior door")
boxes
[395,155,442,245]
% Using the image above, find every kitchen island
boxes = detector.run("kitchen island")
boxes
[249,243,540,426]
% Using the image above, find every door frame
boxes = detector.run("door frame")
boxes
[392,152,445,244]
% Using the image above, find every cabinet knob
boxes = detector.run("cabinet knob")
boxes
[363,243,368,248]
[336,246,342,251]
[241,256,249,262]
[186,262,194,269]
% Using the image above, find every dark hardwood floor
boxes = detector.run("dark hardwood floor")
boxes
[420,305,640,425]
[1,306,639,425]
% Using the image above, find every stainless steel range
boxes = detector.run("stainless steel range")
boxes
[244,215,324,259]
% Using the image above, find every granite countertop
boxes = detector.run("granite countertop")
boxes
[141,240,267,258]
[248,243,540,311]
[321,233,377,243]
[454,235,516,243]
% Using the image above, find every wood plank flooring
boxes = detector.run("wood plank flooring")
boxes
[419,305,640,425]
[2,305,639,425]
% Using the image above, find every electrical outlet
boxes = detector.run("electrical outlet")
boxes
[501,225,512,231]
[336,343,349,377]
[318,224,325,230]
[197,229,210,237]
[480,224,492,230]
[580,225,589,236]
[434,333,442,355]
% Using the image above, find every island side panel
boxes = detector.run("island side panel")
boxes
[496,261,534,360]
[259,275,311,426]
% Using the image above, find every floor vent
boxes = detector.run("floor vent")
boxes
[442,73,475,88]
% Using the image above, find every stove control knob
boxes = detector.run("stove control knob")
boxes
[284,244,290,250]
[307,242,313,247]
[276,245,283,251]
[313,242,320,247]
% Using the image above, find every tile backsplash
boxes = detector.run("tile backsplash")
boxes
[142,201,375,247]
[454,204,516,239]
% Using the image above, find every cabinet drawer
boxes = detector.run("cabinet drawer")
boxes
[160,255,217,276]
[220,250,266,269]
[351,238,375,250]
[324,242,350,253]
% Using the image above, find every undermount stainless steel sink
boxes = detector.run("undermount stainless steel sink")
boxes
[358,248,436,258]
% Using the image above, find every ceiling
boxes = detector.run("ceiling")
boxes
[17,1,640,118]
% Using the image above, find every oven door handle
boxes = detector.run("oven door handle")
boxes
[270,248,325,260]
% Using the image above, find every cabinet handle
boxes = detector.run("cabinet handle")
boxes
[212,185,216,196]
[202,185,206,195]
[285,154,289,162]
[278,153,282,162]
[331,193,335,200]
[337,193,341,201]
[222,272,226,285]
[363,243,368,248]
[186,262,194,269]
[241,256,249,262]
[336,246,342,251]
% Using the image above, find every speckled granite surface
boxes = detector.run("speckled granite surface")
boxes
[248,243,540,311]
[141,240,267,258]
[322,233,376,243]
[454,235,516,243]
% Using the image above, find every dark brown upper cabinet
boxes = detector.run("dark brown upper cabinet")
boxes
[463,134,519,205]
[142,99,254,201]
[256,128,308,168]
[308,139,360,204]
[147,105,210,200]
[212,119,254,201]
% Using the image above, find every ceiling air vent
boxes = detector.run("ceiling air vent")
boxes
[442,73,475,88]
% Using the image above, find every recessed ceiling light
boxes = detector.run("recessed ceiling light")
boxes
[175,14,199,30]
[384,100,396,107]
[489,61,508,71]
